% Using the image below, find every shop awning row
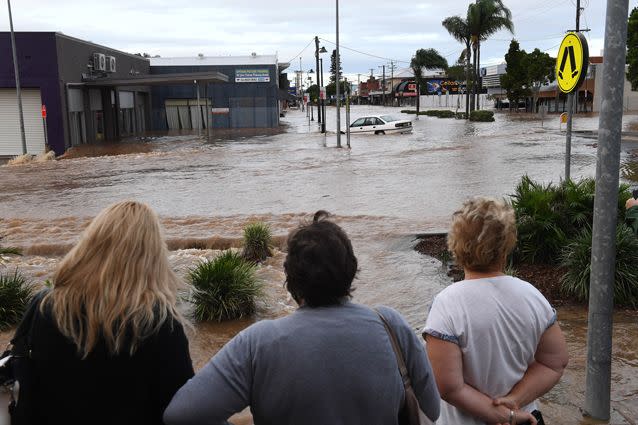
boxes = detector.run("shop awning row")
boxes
[82,71,229,87]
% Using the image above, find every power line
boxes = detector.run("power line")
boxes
[286,39,314,64]
[318,37,411,64]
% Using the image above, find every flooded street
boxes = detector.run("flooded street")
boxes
[1,106,638,423]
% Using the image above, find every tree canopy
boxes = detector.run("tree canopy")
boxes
[329,49,342,84]
[500,40,530,108]
[410,48,448,89]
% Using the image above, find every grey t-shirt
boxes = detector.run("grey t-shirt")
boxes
[164,301,440,425]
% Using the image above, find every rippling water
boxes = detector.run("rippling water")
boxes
[1,106,637,423]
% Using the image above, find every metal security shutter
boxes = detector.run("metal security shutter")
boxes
[0,89,46,156]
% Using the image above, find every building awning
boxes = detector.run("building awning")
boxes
[82,71,229,87]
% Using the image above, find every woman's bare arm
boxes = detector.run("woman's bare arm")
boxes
[494,323,569,409]
[426,336,536,424]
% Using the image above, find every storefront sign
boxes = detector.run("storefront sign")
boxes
[235,69,270,83]
[211,108,230,114]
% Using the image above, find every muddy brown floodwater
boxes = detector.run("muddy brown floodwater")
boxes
[1,106,638,424]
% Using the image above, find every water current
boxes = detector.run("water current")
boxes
[1,106,637,424]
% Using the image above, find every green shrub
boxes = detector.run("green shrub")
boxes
[469,110,495,122]
[561,224,638,307]
[189,251,263,322]
[0,269,33,330]
[401,110,418,114]
[455,112,467,119]
[418,110,455,118]
[242,222,273,263]
[511,176,631,264]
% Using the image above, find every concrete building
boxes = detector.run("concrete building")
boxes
[0,32,288,157]
[0,32,153,156]
[149,55,289,130]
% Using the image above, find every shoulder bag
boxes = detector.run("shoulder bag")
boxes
[375,309,434,425]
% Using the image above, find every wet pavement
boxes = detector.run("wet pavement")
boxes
[1,106,638,423]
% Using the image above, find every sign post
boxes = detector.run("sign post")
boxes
[556,31,589,182]
[41,104,48,150]
[585,0,630,421]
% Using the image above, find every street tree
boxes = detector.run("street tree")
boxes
[627,7,638,90]
[500,39,529,111]
[326,81,350,102]
[329,49,342,84]
[306,84,319,102]
[442,15,472,117]
[468,0,514,110]
[410,48,448,116]
[526,48,555,112]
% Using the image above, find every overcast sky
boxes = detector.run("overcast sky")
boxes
[2,0,637,84]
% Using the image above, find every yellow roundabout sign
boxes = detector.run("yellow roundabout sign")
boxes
[556,32,589,94]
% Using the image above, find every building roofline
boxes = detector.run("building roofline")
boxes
[54,32,150,62]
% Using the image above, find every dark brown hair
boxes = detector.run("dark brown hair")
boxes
[284,211,358,307]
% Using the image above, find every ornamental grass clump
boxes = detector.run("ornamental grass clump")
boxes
[189,250,263,322]
[242,222,273,263]
[0,269,33,330]
[561,225,638,307]
[510,176,631,264]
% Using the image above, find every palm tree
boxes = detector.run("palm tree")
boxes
[468,0,514,110]
[442,16,472,117]
[410,48,448,117]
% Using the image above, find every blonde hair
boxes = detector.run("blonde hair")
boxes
[448,197,517,273]
[43,201,186,358]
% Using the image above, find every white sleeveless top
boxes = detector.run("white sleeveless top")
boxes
[423,275,556,425]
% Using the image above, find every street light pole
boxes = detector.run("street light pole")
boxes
[315,36,322,125]
[320,58,326,133]
[7,0,27,155]
[335,0,341,148]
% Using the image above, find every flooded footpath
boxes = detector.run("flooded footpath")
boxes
[1,106,637,423]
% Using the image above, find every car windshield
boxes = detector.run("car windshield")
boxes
[380,115,401,122]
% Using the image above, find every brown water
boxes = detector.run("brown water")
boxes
[1,107,638,424]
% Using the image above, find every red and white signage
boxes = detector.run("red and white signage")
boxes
[319,86,326,100]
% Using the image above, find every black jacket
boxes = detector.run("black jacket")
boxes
[25,296,194,425]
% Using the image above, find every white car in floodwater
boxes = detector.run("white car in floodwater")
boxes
[349,115,413,135]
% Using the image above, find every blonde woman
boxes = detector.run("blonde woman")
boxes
[19,201,193,425]
[423,198,568,425]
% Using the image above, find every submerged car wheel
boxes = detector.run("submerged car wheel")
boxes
[374,130,385,135]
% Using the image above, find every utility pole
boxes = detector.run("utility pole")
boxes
[335,0,341,147]
[315,36,322,125]
[389,61,396,107]
[7,0,27,155]
[379,65,386,106]
[565,0,582,181]
[584,0,629,421]
[357,73,362,105]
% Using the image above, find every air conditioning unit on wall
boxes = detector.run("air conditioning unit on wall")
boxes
[106,56,116,73]
[93,53,106,71]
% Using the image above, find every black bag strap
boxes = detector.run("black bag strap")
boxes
[375,309,411,388]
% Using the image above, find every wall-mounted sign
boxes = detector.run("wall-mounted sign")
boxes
[211,108,230,114]
[235,69,270,83]
[556,32,589,94]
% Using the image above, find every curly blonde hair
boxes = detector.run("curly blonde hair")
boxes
[448,197,517,273]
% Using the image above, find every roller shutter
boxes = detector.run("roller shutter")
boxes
[0,88,46,156]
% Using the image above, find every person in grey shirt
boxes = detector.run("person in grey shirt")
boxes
[164,211,440,425]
